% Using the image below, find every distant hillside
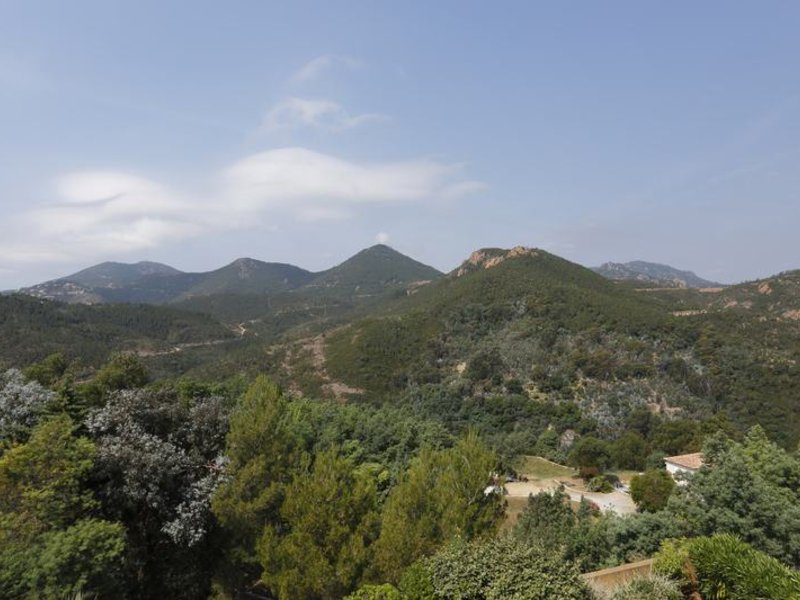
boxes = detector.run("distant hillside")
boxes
[0,294,234,369]
[306,244,442,298]
[19,261,182,304]
[708,269,800,318]
[169,246,444,341]
[16,245,441,308]
[592,260,722,288]
[65,261,182,288]
[176,258,314,299]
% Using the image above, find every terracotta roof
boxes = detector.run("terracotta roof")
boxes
[664,452,703,470]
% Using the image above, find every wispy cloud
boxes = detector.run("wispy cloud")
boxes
[260,97,387,133]
[290,55,363,84]
[0,148,485,269]
[18,172,201,259]
[222,147,480,212]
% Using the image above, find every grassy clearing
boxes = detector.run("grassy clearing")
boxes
[501,496,528,531]
[514,455,575,480]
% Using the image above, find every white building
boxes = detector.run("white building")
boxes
[664,452,703,485]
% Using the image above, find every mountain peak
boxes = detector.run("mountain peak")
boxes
[225,257,265,279]
[355,243,402,257]
[310,245,442,293]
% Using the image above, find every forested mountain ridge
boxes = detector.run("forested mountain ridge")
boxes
[592,260,722,288]
[19,261,183,303]
[307,244,442,297]
[0,294,235,368]
[270,246,800,447]
[16,244,442,306]
[63,260,182,287]
[5,245,800,446]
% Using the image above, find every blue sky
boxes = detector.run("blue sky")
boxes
[1,1,799,288]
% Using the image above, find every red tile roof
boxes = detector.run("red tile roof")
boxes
[665,452,703,470]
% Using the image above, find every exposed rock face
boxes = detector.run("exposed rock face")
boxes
[559,429,577,452]
[231,258,260,279]
[456,246,540,277]
[406,280,433,295]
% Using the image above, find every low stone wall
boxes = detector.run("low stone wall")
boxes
[581,559,653,595]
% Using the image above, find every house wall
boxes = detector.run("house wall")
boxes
[665,462,695,485]
[582,559,654,594]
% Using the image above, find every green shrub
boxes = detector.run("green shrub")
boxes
[397,561,435,600]
[587,475,614,493]
[654,534,800,600]
[344,583,402,600]
[607,574,682,600]
[629,469,675,512]
[427,536,592,599]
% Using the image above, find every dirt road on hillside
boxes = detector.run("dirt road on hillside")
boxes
[505,481,636,515]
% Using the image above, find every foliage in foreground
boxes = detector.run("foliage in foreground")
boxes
[258,447,380,599]
[605,574,681,600]
[211,376,502,598]
[424,536,591,599]
[0,415,125,598]
[371,431,504,583]
[513,486,610,572]
[654,534,800,600]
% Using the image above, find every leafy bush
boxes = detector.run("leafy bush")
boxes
[344,583,402,599]
[606,573,681,600]
[654,534,800,599]
[588,475,614,493]
[427,536,592,599]
[569,436,612,473]
[397,561,435,599]
[629,469,675,512]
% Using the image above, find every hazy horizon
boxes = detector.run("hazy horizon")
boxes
[2,2,799,288]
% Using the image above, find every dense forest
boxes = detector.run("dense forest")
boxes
[3,352,800,599]
[3,247,800,598]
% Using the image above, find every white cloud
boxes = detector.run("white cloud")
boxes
[290,55,362,84]
[223,147,469,213]
[375,231,390,244]
[0,147,485,268]
[2,172,201,263]
[260,97,387,133]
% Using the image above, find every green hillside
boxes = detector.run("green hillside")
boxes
[16,245,441,309]
[313,248,800,447]
[0,294,234,368]
[323,247,675,392]
[304,244,443,298]
[176,258,314,299]
[18,261,183,304]
[64,260,182,288]
[8,246,800,447]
